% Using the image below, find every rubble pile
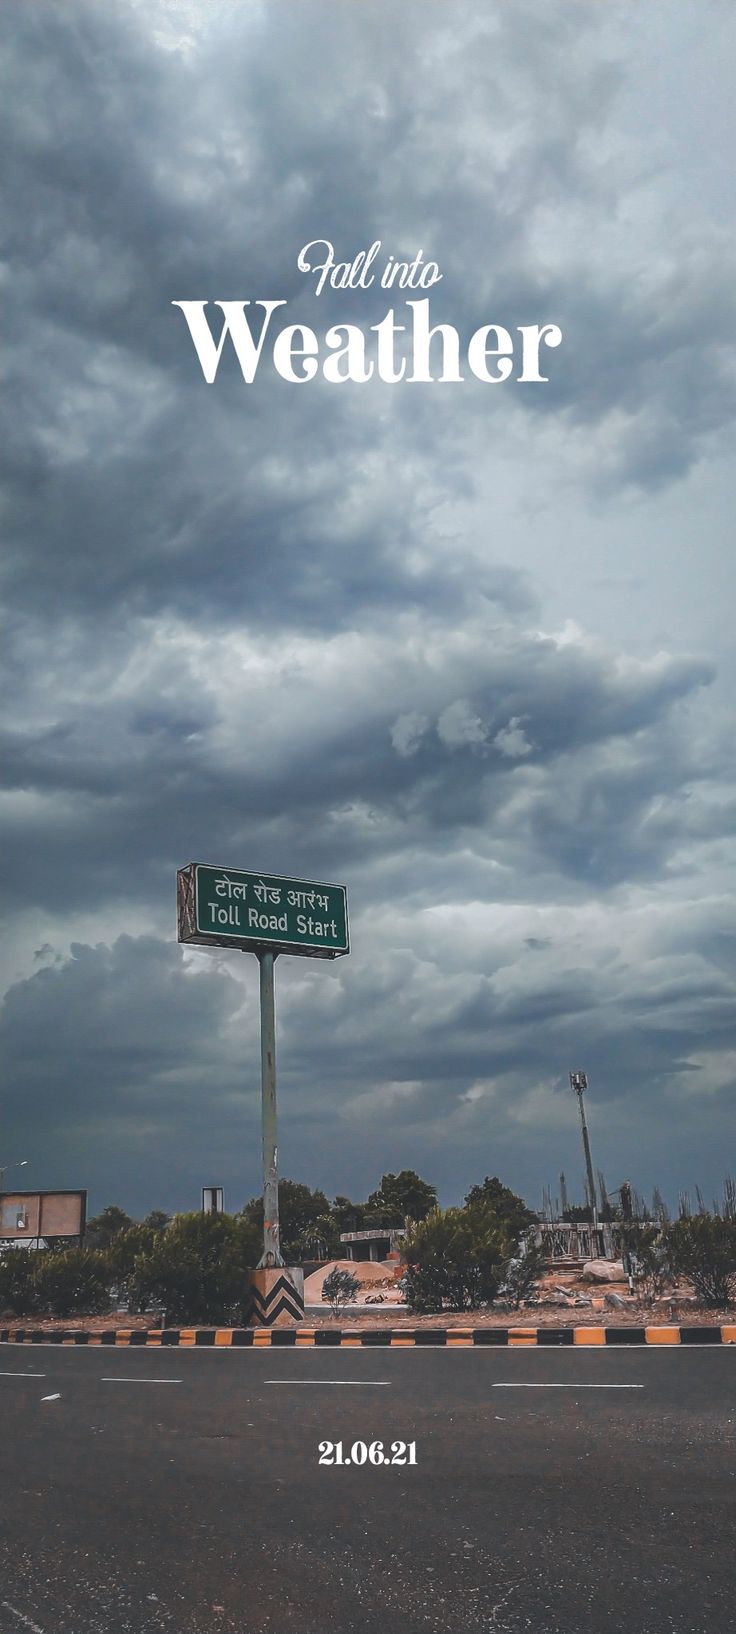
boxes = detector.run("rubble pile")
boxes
[304,1259,404,1304]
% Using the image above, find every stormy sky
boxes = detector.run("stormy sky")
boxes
[2,0,735,1221]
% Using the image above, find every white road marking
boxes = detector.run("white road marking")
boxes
[265,1379,390,1386]
[40,1393,61,1402]
[1,1602,45,1632]
[0,1372,45,1379]
[101,1377,182,1384]
[492,1383,644,1389]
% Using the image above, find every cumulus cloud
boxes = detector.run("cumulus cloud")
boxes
[494,716,533,759]
[437,699,488,751]
[391,712,429,758]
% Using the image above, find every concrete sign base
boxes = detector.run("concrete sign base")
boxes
[248,1266,305,1327]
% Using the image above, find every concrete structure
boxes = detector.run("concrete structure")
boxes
[339,1226,406,1263]
[535,1220,655,1264]
[248,1265,305,1326]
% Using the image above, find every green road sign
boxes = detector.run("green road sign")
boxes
[177,863,349,959]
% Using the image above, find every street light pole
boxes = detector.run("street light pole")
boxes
[0,1159,28,1192]
[569,1072,599,1245]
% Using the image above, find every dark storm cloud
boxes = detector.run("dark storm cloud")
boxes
[2,936,242,1112]
[0,936,259,1204]
[1,0,735,1213]
[4,903,733,1215]
[2,1,735,630]
[0,604,716,915]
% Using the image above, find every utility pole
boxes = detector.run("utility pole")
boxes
[569,1072,599,1244]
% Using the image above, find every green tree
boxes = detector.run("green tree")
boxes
[463,1176,536,1240]
[143,1210,171,1232]
[128,1212,260,1325]
[242,1180,332,1261]
[329,1195,366,1235]
[86,1205,133,1248]
[401,1206,510,1313]
[665,1214,736,1309]
[291,1214,342,1261]
[365,1171,438,1227]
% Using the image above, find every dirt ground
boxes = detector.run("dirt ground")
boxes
[0,1312,159,1332]
[303,1304,733,1328]
[1,1303,733,1333]
[300,1264,732,1326]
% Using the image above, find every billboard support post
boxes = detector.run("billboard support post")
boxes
[258,949,284,1268]
[177,863,348,1324]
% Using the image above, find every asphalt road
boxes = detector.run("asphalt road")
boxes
[0,1345,733,1634]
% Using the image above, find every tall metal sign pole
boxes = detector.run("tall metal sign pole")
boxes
[177,864,349,1322]
[258,949,283,1268]
[569,1071,599,1241]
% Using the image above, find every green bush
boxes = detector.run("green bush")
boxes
[127,1211,260,1325]
[0,1250,41,1317]
[106,1220,171,1312]
[0,1248,113,1319]
[35,1250,112,1317]
[621,1223,674,1303]
[664,1214,736,1308]
[498,1235,547,1308]
[401,1206,511,1313]
[322,1266,359,1316]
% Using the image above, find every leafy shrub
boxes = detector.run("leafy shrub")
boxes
[35,1250,112,1316]
[126,1211,260,1325]
[664,1214,736,1308]
[106,1220,171,1312]
[322,1267,359,1316]
[0,1250,41,1317]
[401,1206,511,1313]
[621,1223,674,1303]
[497,1235,546,1308]
[0,1248,112,1318]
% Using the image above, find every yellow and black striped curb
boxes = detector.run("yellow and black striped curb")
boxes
[1,1324,735,1347]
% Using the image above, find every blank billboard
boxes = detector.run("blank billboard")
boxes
[0,1191,86,1241]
